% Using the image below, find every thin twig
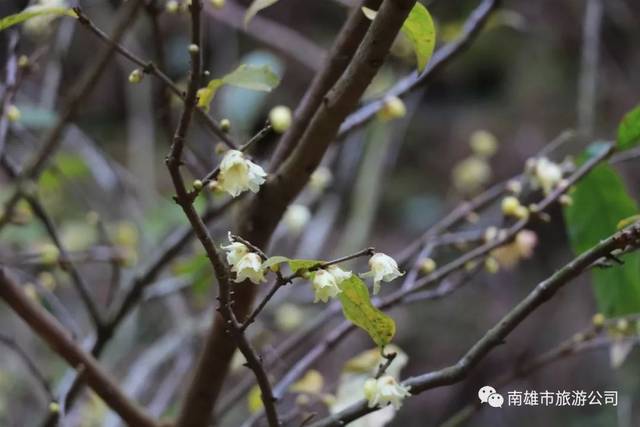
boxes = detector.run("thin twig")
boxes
[0,269,158,427]
[72,6,238,149]
[0,334,55,403]
[0,0,144,233]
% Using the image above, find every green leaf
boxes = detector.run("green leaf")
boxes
[0,6,76,31]
[401,2,436,72]
[197,64,280,112]
[262,255,290,270]
[563,148,640,316]
[244,0,280,27]
[288,259,322,273]
[617,104,640,151]
[362,3,436,72]
[338,276,395,348]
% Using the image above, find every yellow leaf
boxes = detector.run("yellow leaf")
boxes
[338,276,395,348]
[247,385,263,413]
[290,370,324,394]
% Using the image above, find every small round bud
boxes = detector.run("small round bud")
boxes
[220,118,231,132]
[6,105,21,122]
[592,313,605,327]
[207,180,219,192]
[501,196,521,217]
[378,96,406,121]
[18,55,30,68]
[40,244,60,266]
[559,194,573,206]
[166,0,179,13]
[419,258,437,274]
[514,205,530,220]
[485,257,500,274]
[210,0,225,8]
[24,283,38,301]
[617,318,630,332]
[188,44,200,54]
[204,70,210,77]
[309,166,333,192]
[484,226,498,242]
[193,179,203,190]
[128,69,143,84]
[215,142,227,155]
[269,105,292,134]
[48,402,60,414]
[506,179,522,195]
[469,130,498,158]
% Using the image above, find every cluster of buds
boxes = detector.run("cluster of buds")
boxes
[526,157,565,195]
[501,196,529,220]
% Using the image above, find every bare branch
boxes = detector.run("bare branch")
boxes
[0,269,158,427]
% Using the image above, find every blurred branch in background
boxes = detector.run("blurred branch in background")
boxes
[577,0,603,138]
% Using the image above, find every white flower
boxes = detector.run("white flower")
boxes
[216,150,267,197]
[232,253,266,284]
[327,265,352,284]
[365,253,404,295]
[283,204,311,234]
[221,241,249,268]
[312,269,342,303]
[531,157,563,194]
[363,375,411,410]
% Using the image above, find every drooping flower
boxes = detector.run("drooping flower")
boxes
[312,269,342,303]
[363,375,411,410]
[365,253,404,295]
[216,150,267,197]
[327,265,352,284]
[232,253,266,284]
[283,204,311,234]
[222,240,249,268]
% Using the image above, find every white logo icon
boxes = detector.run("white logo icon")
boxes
[478,385,503,408]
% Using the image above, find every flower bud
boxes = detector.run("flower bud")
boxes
[469,130,498,158]
[269,105,292,134]
[193,179,203,190]
[128,69,143,84]
[501,196,521,217]
[377,96,406,121]
[188,44,200,54]
[6,105,21,122]
[166,0,180,13]
[419,257,437,274]
[18,55,30,68]
[592,313,605,328]
[220,118,231,132]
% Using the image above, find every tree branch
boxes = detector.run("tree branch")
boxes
[0,0,144,232]
[0,269,158,427]
[310,221,640,426]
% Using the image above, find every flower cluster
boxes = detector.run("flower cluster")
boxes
[222,235,266,284]
[214,150,267,197]
[363,375,411,409]
[527,157,565,195]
